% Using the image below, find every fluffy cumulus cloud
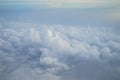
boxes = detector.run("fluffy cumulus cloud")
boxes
[0,19,120,80]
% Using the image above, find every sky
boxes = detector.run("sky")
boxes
[0,0,119,8]
[0,0,120,80]
[0,0,120,25]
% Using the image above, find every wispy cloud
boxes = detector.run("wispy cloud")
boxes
[0,0,119,8]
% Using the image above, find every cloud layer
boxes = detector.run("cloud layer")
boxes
[0,20,120,80]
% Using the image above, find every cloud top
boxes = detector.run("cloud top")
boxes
[0,20,120,80]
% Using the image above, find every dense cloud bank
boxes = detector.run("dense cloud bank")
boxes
[0,20,120,80]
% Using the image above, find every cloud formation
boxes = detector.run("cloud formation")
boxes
[0,19,120,80]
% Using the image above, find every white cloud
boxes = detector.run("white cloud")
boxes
[28,28,41,43]
[0,19,120,80]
